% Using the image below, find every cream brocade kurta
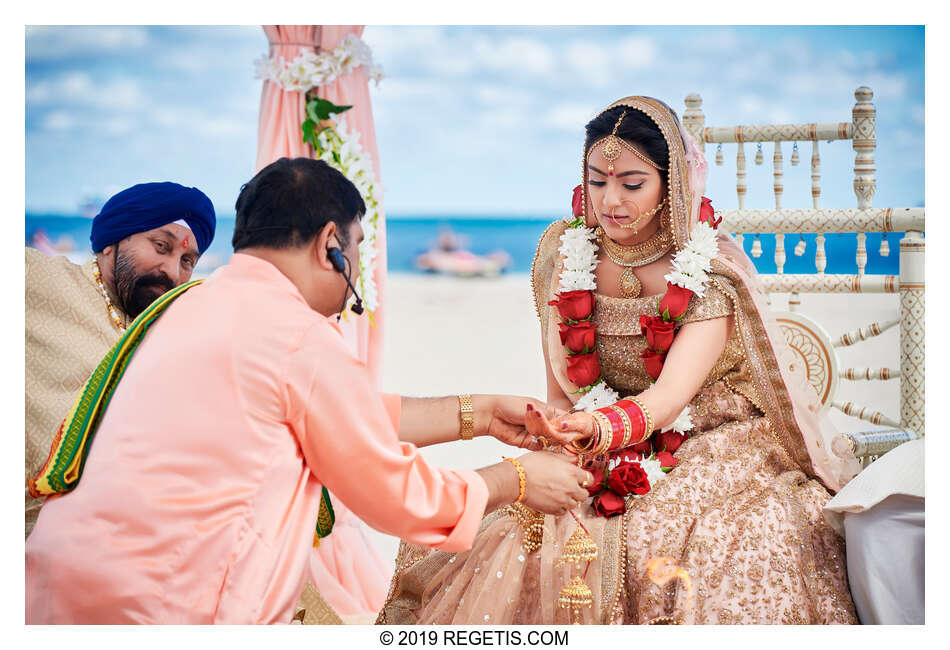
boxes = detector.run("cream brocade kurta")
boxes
[25,248,129,537]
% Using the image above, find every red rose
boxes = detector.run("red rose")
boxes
[585,467,607,497]
[639,314,676,352]
[592,489,625,517]
[571,184,584,218]
[628,438,653,455]
[698,196,721,229]
[548,290,595,322]
[658,282,693,321]
[558,320,597,353]
[608,461,651,496]
[653,430,687,454]
[639,347,666,380]
[566,352,601,387]
[655,451,679,471]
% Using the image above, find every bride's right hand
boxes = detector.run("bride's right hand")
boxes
[516,451,592,516]
[525,406,596,452]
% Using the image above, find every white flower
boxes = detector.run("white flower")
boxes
[558,269,596,292]
[663,406,694,434]
[252,35,382,91]
[556,225,599,292]
[638,456,666,487]
[665,269,707,296]
[688,222,720,260]
[574,382,620,412]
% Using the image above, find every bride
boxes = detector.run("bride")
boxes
[378,96,861,625]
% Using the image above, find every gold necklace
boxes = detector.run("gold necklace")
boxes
[597,226,674,298]
[91,258,126,332]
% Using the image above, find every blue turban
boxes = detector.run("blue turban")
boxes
[90,182,216,254]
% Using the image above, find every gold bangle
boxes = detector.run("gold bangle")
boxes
[458,394,474,440]
[622,395,654,444]
[567,413,600,456]
[502,457,526,503]
[590,411,613,456]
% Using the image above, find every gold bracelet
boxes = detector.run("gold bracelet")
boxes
[567,413,600,456]
[502,457,526,503]
[622,395,655,444]
[458,394,474,440]
[590,411,613,456]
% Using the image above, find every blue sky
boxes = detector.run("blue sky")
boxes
[25,25,924,216]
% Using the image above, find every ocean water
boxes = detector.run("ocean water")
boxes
[25,215,901,276]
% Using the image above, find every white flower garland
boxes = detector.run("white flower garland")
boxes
[313,118,381,315]
[663,221,719,298]
[254,34,384,92]
[557,218,718,425]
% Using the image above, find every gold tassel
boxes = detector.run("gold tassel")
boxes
[506,503,544,553]
[557,526,598,566]
[558,576,594,623]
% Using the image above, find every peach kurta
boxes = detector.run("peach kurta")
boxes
[26,253,488,624]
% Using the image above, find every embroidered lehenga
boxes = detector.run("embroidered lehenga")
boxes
[378,97,861,625]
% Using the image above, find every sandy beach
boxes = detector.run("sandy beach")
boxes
[363,272,904,567]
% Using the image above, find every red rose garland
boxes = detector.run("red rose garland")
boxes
[548,186,717,517]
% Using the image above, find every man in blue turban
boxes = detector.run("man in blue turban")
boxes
[26,181,216,537]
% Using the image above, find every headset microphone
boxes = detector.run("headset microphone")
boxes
[327,247,364,316]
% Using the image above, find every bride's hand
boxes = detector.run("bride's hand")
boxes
[524,406,594,452]
[483,396,568,450]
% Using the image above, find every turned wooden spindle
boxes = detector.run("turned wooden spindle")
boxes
[852,86,876,209]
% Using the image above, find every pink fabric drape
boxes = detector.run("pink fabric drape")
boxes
[253,25,391,620]
[255,26,319,170]
[254,25,386,388]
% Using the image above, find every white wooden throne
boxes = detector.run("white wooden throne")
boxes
[681,87,924,466]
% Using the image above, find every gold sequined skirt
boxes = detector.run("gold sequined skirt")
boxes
[377,382,857,625]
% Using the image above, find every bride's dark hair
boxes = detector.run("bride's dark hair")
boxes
[584,105,670,187]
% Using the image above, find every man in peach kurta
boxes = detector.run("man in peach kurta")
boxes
[26,158,589,624]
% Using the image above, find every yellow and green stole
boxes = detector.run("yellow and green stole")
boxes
[28,278,335,541]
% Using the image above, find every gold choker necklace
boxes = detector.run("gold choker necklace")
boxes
[596,226,674,298]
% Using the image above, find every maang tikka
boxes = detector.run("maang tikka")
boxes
[598,109,666,175]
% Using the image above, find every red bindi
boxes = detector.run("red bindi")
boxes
[182,237,189,249]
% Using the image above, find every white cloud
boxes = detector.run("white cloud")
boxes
[564,41,611,86]
[40,110,74,131]
[616,36,657,68]
[543,103,598,131]
[472,84,533,106]
[26,26,149,59]
[470,36,556,77]
[27,72,146,111]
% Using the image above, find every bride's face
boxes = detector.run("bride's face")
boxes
[586,143,665,244]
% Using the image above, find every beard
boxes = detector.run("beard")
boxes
[112,246,175,318]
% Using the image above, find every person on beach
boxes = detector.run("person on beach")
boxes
[25,157,590,624]
[379,97,863,625]
[25,182,216,538]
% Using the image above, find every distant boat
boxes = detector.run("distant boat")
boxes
[413,226,512,276]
